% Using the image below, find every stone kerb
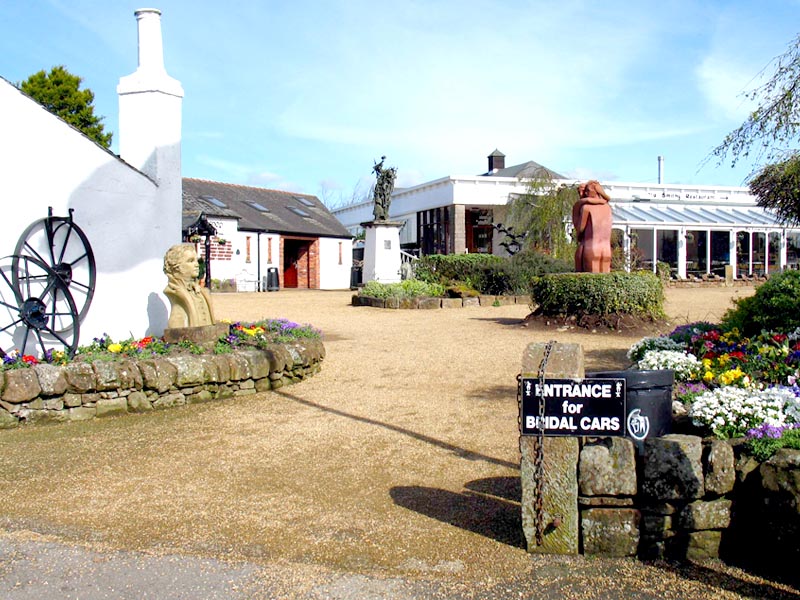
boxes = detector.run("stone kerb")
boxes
[352,294,529,309]
[0,339,325,428]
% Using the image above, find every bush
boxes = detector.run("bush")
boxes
[530,271,665,318]
[415,254,504,290]
[359,279,445,299]
[720,269,800,336]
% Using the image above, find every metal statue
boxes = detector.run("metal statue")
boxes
[371,156,397,222]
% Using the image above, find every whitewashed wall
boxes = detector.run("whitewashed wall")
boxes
[319,237,353,289]
[0,79,179,347]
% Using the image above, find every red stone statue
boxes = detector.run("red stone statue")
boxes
[573,180,612,273]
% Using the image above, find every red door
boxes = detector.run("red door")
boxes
[284,261,298,288]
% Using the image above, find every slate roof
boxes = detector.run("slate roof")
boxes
[182,178,352,239]
[484,160,565,179]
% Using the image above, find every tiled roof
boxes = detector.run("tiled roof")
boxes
[485,160,565,179]
[182,178,352,239]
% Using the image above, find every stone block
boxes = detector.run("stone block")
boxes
[0,408,19,429]
[462,297,480,307]
[384,297,400,309]
[418,297,441,309]
[441,298,462,309]
[399,298,420,309]
[95,397,128,417]
[703,440,735,495]
[42,398,64,411]
[63,393,82,408]
[167,355,207,386]
[137,358,178,393]
[677,499,731,531]
[32,364,67,396]
[186,390,213,404]
[641,434,704,500]
[153,393,185,409]
[478,295,496,306]
[284,344,304,367]
[255,378,272,392]
[127,391,153,413]
[581,508,641,557]
[578,496,634,507]
[23,409,68,425]
[63,363,96,393]
[514,295,531,305]
[685,530,722,560]
[92,359,142,391]
[495,295,515,306]
[263,344,291,372]
[760,448,800,497]
[239,350,270,379]
[163,323,229,345]
[1,369,42,404]
[366,297,385,308]
[68,406,96,421]
[579,437,637,496]
[521,342,583,554]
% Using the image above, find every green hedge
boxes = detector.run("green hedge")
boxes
[359,279,446,299]
[530,271,665,318]
[721,269,800,336]
[416,252,572,295]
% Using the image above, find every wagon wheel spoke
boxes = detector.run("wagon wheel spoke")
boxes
[0,255,80,359]
[13,214,96,328]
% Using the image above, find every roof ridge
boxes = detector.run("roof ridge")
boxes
[183,177,316,198]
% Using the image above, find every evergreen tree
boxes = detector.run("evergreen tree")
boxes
[19,65,112,148]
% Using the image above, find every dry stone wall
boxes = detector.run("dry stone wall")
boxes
[0,340,324,428]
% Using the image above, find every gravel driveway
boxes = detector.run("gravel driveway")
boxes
[4,285,796,599]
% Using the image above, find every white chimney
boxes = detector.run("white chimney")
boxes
[117,8,183,182]
[657,155,664,184]
[117,8,183,242]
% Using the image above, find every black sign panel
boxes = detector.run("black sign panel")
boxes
[521,377,627,437]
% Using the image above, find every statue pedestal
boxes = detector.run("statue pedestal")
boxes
[362,220,403,283]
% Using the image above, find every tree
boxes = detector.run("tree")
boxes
[18,65,112,148]
[503,173,578,260]
[711,35,800,223]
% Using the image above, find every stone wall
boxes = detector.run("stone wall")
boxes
[352,294,529,309]
[576,433,800,574]
[0,340,324,428]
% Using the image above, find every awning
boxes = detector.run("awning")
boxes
[611,202,790,229]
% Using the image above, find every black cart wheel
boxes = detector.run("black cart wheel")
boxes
[0,255,80,359]
[13,210,96,328]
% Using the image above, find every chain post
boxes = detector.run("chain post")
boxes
[533,340,555,546]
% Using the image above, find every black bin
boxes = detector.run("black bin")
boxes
[266,267,280,292]
[588,369,674,448]
[350,265,362,289]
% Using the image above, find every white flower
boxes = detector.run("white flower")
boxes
[627,336,685,363]
[637,350,700,381]
[688,386,798,437]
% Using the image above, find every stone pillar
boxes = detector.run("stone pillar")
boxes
[520,342,583,554]
[451,205,466,254]
[362,220,402,283]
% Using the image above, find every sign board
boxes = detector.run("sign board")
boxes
[521,377,626,437]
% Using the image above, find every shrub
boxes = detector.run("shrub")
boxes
[720,269,800,336]
[530,271,665,319]
[415,254,504,289]
[746,423,800,461]
[359,279,445,299]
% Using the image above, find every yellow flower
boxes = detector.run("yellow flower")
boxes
[702,358,712,369]
[108,343,123,353]
[717,354,730,366]
[703,371,715,383]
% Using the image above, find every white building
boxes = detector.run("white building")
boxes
[182,179,353,291]
[0,8,182,354]
[333,150,800,279]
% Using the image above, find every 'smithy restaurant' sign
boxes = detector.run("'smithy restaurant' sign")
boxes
[521,378,627,437]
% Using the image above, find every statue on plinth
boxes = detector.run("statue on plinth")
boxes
[371,155,397,222]
[572,180,612,273]
[163,243,216,328]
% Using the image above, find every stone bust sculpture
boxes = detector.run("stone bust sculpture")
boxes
[163,243,216,328]
[372,155,398,221]
[572,180,613,273]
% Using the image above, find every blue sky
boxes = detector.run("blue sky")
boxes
[2,1,798,205]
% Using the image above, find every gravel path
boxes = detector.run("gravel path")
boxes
[4,285,796,599]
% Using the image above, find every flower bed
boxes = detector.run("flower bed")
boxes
[0,319,324,428]
[628,323,800,458]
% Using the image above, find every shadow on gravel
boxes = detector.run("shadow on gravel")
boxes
[275,390,518,469]
[651,560,800,599]
[390,477,524,548]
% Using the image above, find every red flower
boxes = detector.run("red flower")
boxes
[21,355,38,365]
[728,351,745,360]
[773,334,788,343]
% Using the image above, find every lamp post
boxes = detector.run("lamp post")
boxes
[186,212,217,289]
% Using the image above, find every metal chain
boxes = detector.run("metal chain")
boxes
[534,340,555,546]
